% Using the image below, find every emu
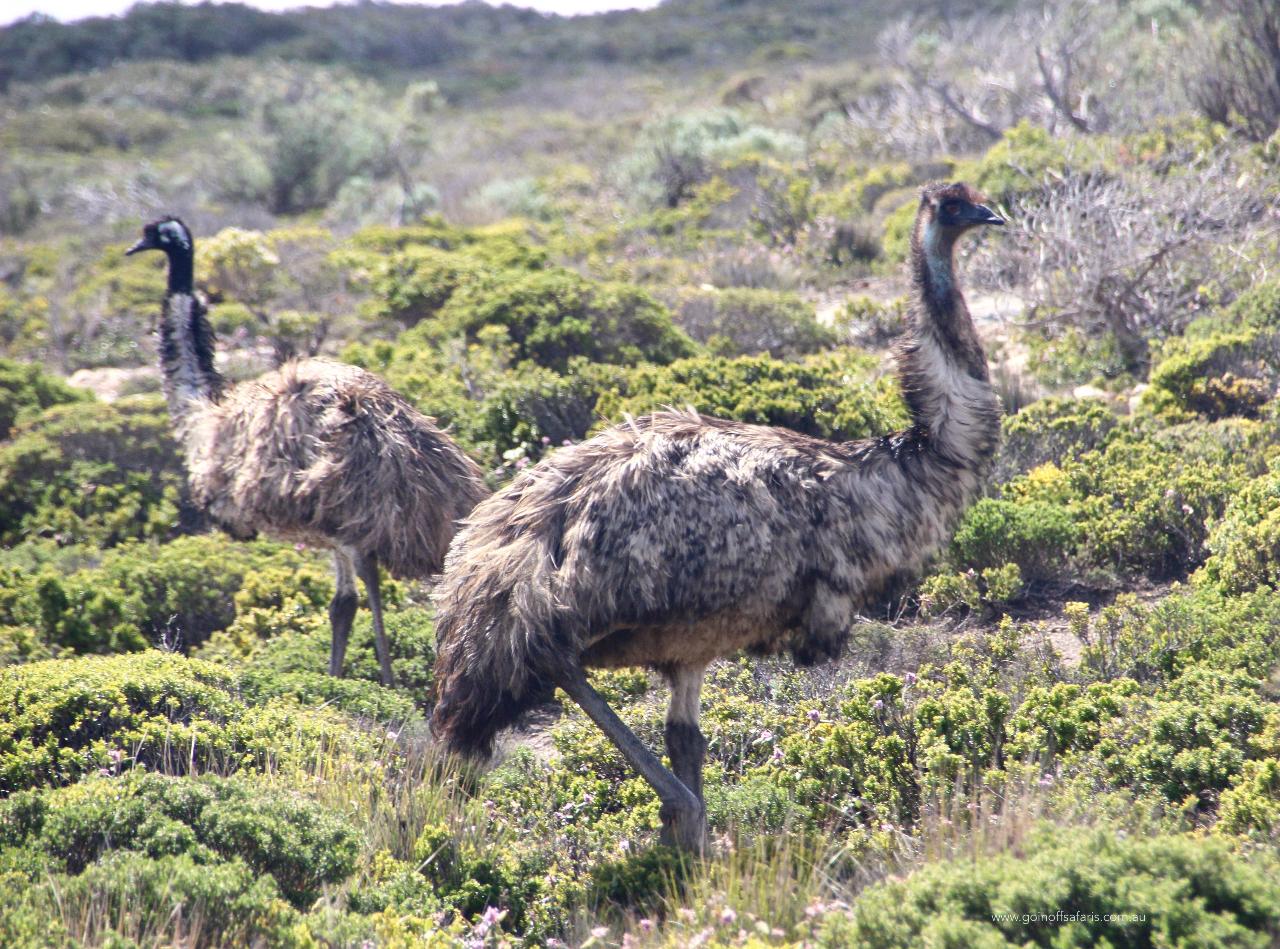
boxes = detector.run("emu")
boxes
[128,217,488,685]
[430,183,1004,851]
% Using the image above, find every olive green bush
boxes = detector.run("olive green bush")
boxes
[235,606,436,720]
[828,828,1280,948]
[0,395,188,549]
[0,851,301,949]
[1000,420,1252,580]
[0,652,379,792]
[0,770,358,906]
[0,535,326,656]
[1148,329,1279,420]
[995,397,1118,482]
[597,349,906,442]
[674,287,835,358]
[0,357,88,437]
[426,267,694,373]
[1199,466,1280,594]
[948,498,1078,583]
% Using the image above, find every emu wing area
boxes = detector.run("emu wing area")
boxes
[553,413,862,669]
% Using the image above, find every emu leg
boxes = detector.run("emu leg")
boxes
[355,553,396,687]
[663,664,707,805]
[557,668,706,853]
[328,550,359,678]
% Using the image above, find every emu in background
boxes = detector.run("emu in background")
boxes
[128,217,488,686]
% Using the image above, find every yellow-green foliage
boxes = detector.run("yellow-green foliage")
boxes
[1147,329,1278,420]
[826,828,1280,948]
[675,286,834,358]
[1000,419,1255,579]
[596,348,906,441]
[0,395,186,548]
[0,651,379,792]
[1199,466,1280,594]
[0,535,327,656]
[0,770,359,906]
[0,357,89,437]
[427,267,695,372]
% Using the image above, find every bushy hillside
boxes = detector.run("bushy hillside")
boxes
[1,0,1280,945]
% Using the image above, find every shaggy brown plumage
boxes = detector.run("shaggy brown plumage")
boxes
[432,183,1004,850]
[128,218,488,685]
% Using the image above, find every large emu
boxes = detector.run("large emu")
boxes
[431,183,1004,850]
[128,217,488,685]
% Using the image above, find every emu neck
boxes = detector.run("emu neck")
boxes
[897,218,999,468]
[157,281,223,431]
[165,248,195,295]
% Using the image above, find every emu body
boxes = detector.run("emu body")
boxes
[129,218,488,684]
[432,184,1003,850]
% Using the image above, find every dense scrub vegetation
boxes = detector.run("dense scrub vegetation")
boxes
[2,0,1280,945]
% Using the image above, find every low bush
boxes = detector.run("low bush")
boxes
[0,358,89,438]
[0,851,301,948]
[0,770,358,906]
[0,651,380,792]
[674,287,834,358]
[828,828,1280,948]
[427,267,696,372]
[597,349,905,442]
[949,498,1079,582]
[1003,420,1251,579]
[1198,467,1280,594]
[235,606,436,719]
[0,535,327,655]
[1147,329,1280,419]
[0,395,190,549]
[995,397,1118,482]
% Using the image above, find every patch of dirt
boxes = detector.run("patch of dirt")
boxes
[67,366,159,402]
[497,701,564,765]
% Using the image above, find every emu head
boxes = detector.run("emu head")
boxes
[127,217,193,258]
[919,182,1004,236]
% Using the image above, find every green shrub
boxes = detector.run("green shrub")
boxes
[622,109,802,209]
[1006,680,1136,763]
[996,397,1118,482]
[919,563,1025,617]
[1147,329,1279,419]
[0,358,89,438]
[597,349,906,441]
[6,852,302,947]
[0,535,327,655]
[949,499,1079,582]
[834,295,906,348]
[0,770,358,906]
[235,607,436,720]
[674,287,835,358]
[361,245,488,327]
[0,395,188,548]
[770,675,918,831]
[1222,279,1280,330]
[828,828,1280,948]
[1004,421,1249,579]
[0,651,379,792]
[1199,467,1280,595]
[1075,585,1280,684]
[1095,666,1268,804]
[428,267,696,372]
[475,362,621,467]
[964,121,1104,206]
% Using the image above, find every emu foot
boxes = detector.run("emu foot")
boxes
[659,799,708,854]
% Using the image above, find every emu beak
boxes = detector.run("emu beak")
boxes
[125,236,155,256]
[969,204,1004,226]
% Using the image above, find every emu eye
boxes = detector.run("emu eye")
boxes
[942,200,962,215]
